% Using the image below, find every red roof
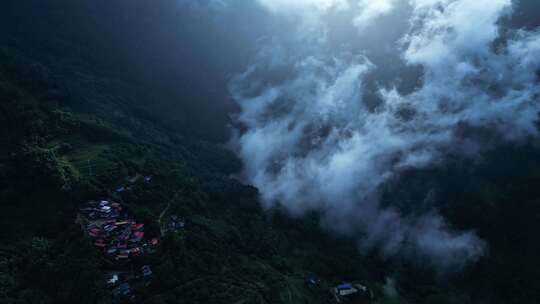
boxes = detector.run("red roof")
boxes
[132,223,144,230]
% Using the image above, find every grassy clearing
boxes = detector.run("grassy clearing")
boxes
[65,144,112,178]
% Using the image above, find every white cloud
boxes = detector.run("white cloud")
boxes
[256,0,349,13]
[353,0,397,31]
[231,0,540,270]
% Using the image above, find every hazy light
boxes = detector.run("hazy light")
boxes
[256,0,349,14]
[354,0,397,31]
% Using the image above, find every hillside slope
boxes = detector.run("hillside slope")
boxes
[0,40,389,304]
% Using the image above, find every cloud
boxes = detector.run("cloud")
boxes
[353,0,397,31]
[177,0,230,11]
[230,0,540,271]
[256,0,349,13]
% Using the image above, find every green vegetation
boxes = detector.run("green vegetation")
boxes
[0,44,387,304]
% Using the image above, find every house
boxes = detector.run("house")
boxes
[166,216,186,232]
[108,210,120,219]
[132,223,144,231]
[107,274,120,286]
[335,283,357,296]
[119,228,132,240]
[141,265,152,277]
[88,227,101,233]
[130,247,142,256]
[94,239,108,248]
[128,174,141,184]
[130,231,144,243]
[332,282,371,302]
[100,206,112,213]
[116,254,129,260]
[104,224,117,232]
[112,283,131,297]
[305,277,321,289]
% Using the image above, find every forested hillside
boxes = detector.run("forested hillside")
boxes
[0,15,385,303]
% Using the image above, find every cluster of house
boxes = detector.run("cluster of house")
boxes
[162,215,185,234]
[106,265,153,299]
[80,200,159,261]
[116,174,153,193]
[80,200,122,220]
[78,198,160,301]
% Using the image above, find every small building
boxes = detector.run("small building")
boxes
[332,282,371,302]
[305,277,321,289]
[132,223,144,231]
[141,265,152,278]
[107,274,120,286]
[94,239,108,248]
[116,254,129,260]
[130,231,144,243]
[104,224,117,232]
[112,283,131,297]
[127,174,141,184]
[100,206,112,213]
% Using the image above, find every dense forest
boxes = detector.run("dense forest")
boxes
[2,1,540,304]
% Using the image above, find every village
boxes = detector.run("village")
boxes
[76,175,161,302]
[76,174,375,303]
[78,198,157,301]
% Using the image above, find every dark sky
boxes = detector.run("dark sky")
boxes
[1,0,268,141]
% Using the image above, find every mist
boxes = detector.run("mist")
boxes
[211,0,540,271]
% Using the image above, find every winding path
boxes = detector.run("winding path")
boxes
[158,190,180,236]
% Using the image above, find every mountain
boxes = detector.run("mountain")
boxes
[0,5,382,303]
